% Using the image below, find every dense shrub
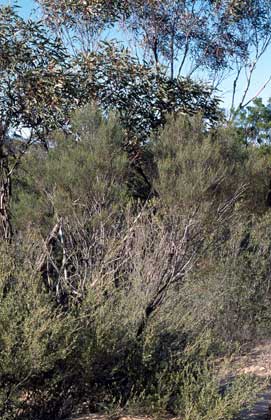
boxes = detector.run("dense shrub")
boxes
[0,241,260,420]
[0,107,270,419]
[12,104,129,235]
[0,246,80,419]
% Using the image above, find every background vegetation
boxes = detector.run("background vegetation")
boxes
[1,2,271,419]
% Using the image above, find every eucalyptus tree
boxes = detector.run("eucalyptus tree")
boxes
[0,6,84,240]
[0,3,220,241]
[36,0,223,202]
[34,0,223,134]
[78,42,221,143]
[37,0,271,108]
[36,0,223,135]
[36,0,129,53]
[124,0,271,84]
[76,43,221,199]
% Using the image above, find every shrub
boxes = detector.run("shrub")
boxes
[1,111,268,419]
[0,246,79,419]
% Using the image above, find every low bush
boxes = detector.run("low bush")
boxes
[0,109,270,419]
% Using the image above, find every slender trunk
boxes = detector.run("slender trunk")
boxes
[0,126,12,241]
[170,31,175,81]
[0,160,12,241]
[153,41,159,75]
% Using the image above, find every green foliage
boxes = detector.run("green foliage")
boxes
[175,367,259,420]
[179,218,271,347]
[234,98,271,145]
[150,114,271,348]
[37,0,271,80]
[78,43,221,143]
[37,0,127,28]
[2,3,271,420]
[152,114,246,212]
[0,5,83,142]
[0,4,89,240]
[0,241,259,420]
[3,106,271,419]
[0,246,79,419]
[12,104,129,234]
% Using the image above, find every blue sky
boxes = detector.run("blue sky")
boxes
[0,0,38,18]
[2,0,271,110]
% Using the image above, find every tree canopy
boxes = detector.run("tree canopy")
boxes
[0,5,83,143]
[0,5,85,239]
[78,42,221,142]
[37,0,271,83]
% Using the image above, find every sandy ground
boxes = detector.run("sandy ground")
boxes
[232,340,271,419]
[235,341,271,379]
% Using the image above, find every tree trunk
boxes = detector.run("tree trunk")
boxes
[0,122,12,241]
[0,157,12,241]
[170,30,175,81]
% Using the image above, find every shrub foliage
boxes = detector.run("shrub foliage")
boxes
[0,107,269,419]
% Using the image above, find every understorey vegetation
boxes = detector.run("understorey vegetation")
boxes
[0,106,270,419]
[1,2,271,420]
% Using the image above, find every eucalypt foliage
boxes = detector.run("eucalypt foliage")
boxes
[77,43,221,199]
[78,42,221,144]
[0,5,84,240]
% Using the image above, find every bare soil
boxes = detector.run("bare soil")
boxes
[232,340,271,419]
